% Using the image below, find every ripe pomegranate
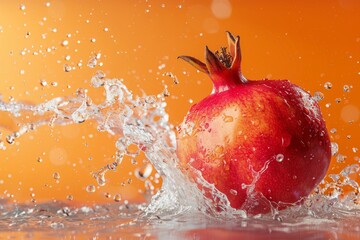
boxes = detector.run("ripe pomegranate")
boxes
[176,32,331,214]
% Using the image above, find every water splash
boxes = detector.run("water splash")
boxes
[0,72,360,232]
[0,71,235,220]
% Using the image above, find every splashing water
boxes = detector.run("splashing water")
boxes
[0,72,360,238]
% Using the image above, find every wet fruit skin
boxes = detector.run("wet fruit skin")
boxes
[176,32,331,215]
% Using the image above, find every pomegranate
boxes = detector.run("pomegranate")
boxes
[176,32,331,214]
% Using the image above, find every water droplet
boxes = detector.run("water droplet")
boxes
[276,154,284,162]
[163,87,170,97]
[135,163,153,180]
[158,63,166,70]
[256,103,265,111]
[6,135,15,144]
[87,56,97,68]
[343,85,350,92]
[37,157,43,163]
[274,214,283,222]
[144,96,156,104]
[66,195,73,201]
[94,172,106,186]
[105,192,111,198]
[53,172,60,180]
[91,70,106,87]
[336,154,346,163]
[0,141,6,150]
[104,27,109,32]
[353,147,358,153]
[324,82,332,90]
[335,98,341,103]
[224,115,234,123]
[86,185,96,193]
[340,164,359,176]
[19,4,26,11]
[114,194,122,202]
[214,145,224,155]
[64,64,72,72]
[331,142,339,156]
[61,40,69,47]
[330,128,337,134]
[90,38,96,43]
[251,119,259,126]
[76,88,87,98]
[230,189,237,195]
[313,92,324,102]
[40,80,47,86]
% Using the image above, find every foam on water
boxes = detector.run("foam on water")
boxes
[0,72,360,238]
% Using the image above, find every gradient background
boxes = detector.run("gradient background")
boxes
[0,0,359,205]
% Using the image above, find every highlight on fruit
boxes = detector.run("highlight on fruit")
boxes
[176,32,331,215]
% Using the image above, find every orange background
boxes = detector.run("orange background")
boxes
[0,0,359,205]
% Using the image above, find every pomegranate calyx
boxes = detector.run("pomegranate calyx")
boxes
[177,55,209,74]
[179,32,247,93]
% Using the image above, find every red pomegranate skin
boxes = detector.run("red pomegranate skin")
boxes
[176,32,331,214]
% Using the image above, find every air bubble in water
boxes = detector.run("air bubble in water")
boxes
[135,163,153,180]
[331,142,339,156]
[276,154,284,162]
[86,185,96,193]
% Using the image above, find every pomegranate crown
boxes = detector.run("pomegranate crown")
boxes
[178,32,247,93]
